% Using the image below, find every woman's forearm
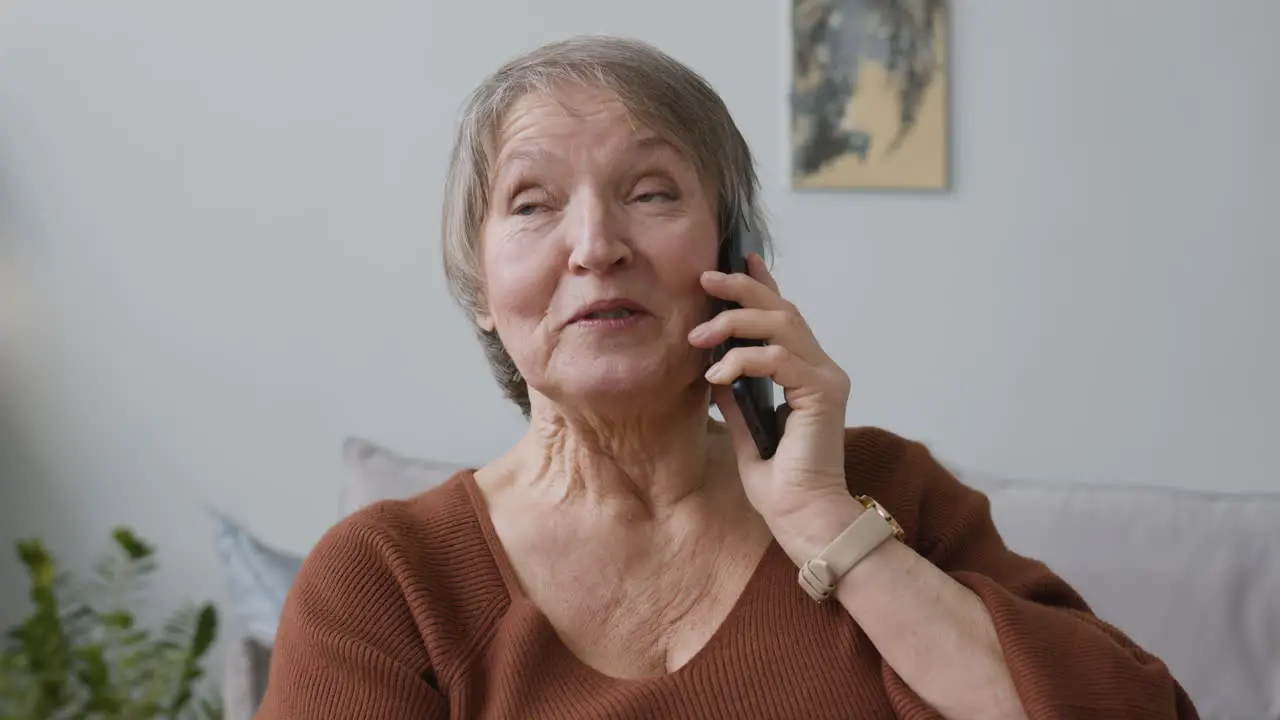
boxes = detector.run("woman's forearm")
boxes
[835,536,1026,720]
[774,497,1027,720]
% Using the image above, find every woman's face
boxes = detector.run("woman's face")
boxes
[477,85,720,411]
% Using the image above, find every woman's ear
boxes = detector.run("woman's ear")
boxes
[475,311,495,332]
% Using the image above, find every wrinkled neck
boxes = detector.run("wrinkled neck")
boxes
[516,386,724,515]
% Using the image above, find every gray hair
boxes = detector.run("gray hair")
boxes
[442,34,772,416]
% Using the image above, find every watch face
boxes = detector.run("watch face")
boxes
[884,513,905,541]
[860,495,906,542]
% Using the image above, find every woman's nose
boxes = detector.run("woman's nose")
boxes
[566,196,632,273]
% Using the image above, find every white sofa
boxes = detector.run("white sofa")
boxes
[218,437,1280,720]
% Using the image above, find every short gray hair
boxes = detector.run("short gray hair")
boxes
[442,34,772,416]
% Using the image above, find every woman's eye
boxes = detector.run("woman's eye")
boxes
[633,190,674,203]
[513,202,543,216]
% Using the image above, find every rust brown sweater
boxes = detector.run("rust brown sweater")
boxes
[257,427,1198,719]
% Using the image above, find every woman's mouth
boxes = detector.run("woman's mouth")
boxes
[568,299,651,329]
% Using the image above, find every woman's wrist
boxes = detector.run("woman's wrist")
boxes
[768,491,866,568]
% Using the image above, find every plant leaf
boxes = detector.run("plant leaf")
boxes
[110,528,154,561]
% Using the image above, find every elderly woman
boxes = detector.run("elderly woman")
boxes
[258,36,1196,720]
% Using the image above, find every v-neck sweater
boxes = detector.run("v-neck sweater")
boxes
[257,427,1197,720]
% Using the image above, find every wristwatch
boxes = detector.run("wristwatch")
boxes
[798,495,905,602]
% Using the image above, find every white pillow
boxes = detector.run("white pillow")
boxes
[208,509,304,646]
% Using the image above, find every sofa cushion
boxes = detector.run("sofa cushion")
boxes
[958,469,1280,720]
[340,436,464,516]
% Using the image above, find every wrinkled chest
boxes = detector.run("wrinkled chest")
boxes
[445,589,901,720]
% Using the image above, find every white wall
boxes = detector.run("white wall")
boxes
[1,0,1276,662]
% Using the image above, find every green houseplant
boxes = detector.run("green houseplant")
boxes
[0,528,222,720]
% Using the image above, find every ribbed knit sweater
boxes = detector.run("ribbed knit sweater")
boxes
[256,427,1197,719]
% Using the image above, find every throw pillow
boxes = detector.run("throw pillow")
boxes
[208,509,305,646]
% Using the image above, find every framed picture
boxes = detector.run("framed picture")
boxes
[790,0,950,190]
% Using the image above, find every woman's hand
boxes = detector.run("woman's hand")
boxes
[688,254,863,563]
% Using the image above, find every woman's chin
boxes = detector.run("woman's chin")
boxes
[548,369,699,412]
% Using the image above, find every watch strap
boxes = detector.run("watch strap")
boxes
[797,504,896,601]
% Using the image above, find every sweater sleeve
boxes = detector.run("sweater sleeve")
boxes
[254,514,449,720]
[882,438,1200,720]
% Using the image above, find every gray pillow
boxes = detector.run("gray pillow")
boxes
[340,436,464,515]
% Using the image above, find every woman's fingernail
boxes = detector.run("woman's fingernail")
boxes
[705,363,723,382]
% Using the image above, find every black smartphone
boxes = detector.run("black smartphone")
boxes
[711,211,781,460]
